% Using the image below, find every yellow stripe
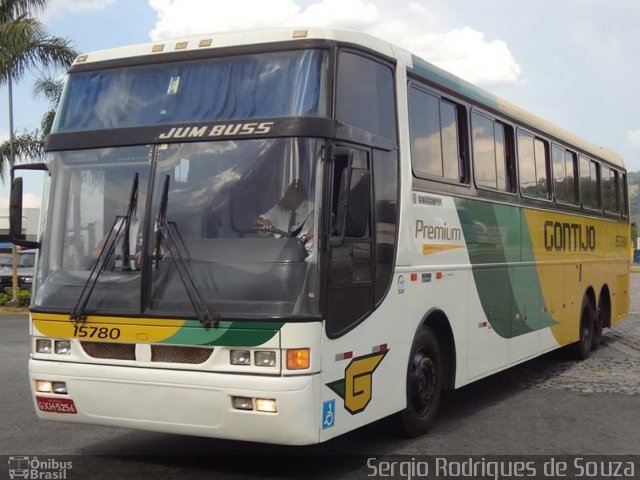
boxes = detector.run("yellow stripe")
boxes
[32,312,185,327]
[422,244,464,256]
[31,313,186,344]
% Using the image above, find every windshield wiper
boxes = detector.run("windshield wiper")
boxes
[155,175,219,329]
[70,173,139,323]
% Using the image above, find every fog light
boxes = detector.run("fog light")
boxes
[35,380,53,393]
[232,396,253,410]
[55,340,71,355]
[286,348,310,370]
[230,350,251,365]
[255,398,277,413]
[52,382,67,394]
[35,339,52,354]
[255,351,276,367]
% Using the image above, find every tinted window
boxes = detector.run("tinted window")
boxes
[602,167,618,213]
[55,50,329,132]
[580,156,601,209]
[621,173,628,216]
[471,112,512,192]
[552,145,578,204]
[336,52,396,140]
[441,101,460,180]
[518,131,549,198]
[565,150,577,204]
[409,89,442,177]
[534,139,549,198]
[373,149,398,303]
[409,86,462,181]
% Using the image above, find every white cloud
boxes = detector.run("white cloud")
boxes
[147,0,521,86]
[41,0,115,21]
[293,0,379,29]
[149,0,302,39]
[628,129,640,152]
[402,27,522,85]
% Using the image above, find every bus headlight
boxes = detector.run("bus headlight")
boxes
[54,340,71,355]
[232,396,253,410]
[35,339,52,354]
[254,351,276,367]
[255,398,277,413]
[52,382,68,394]
[35,380,53,393]
[230,350,251,365]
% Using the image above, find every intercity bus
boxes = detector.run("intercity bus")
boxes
[11,28,629,445]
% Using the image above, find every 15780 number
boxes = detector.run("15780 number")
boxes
[72,325,121,339]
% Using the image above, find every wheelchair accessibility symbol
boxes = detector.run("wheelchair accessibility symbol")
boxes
[322,399,335,430]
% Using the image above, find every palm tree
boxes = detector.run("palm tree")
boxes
[0,75,63,178]
[0,0,77,170]
[0,0,77,302]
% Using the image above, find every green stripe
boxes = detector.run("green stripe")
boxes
[161,320,284,347]
[456,199,556,338]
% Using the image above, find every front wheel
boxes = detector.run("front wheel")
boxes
[395,327,442,437]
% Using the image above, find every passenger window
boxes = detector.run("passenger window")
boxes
[518,131,549,199]
[580,155,601,209]
[471,112,513,192]
[621,173,628,216]
[602,167,618,213]
[409,85,463,182]
[552,145,578,204]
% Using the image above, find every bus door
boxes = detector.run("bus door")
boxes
[324,146,374,336]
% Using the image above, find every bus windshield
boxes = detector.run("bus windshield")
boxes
[53,49,328,133]
[34,138,322,318]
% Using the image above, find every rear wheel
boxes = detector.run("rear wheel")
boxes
[396,327,442,437]
[569,296,595,360]
[593,292,610,351]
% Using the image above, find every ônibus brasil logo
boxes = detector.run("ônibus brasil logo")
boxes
[8,456,73,479]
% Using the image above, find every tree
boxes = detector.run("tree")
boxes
[0,0,77,172]
[0,75,63,178]
[0,0,77,302]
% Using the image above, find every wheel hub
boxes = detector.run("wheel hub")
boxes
[411,352,437,416]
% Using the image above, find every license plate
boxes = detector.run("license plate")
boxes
[36,396,77,414]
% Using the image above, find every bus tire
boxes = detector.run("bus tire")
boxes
[569,296,595,360]
[396,326,442,437]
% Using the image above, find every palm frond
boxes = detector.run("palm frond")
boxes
[0,0,48,23]
[0,129,44,180]
[40,109,55,135]
[0,16,77,84]
[32,75,63,103]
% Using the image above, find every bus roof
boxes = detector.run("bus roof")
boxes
[72,27,625,170]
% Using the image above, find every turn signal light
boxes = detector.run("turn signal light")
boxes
[286,348,310,370]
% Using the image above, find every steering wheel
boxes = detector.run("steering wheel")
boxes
[239,226,292,238]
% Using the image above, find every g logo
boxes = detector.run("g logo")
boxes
[326,351,388,414]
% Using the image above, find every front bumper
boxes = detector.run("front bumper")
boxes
[29,359,321,445]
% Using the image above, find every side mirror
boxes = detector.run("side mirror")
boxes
[9,177,24,241]
[9,162,48,249]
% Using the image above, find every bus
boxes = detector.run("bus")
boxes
[10,27,629,445]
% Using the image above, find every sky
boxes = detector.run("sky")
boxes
[1,0,639,204]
